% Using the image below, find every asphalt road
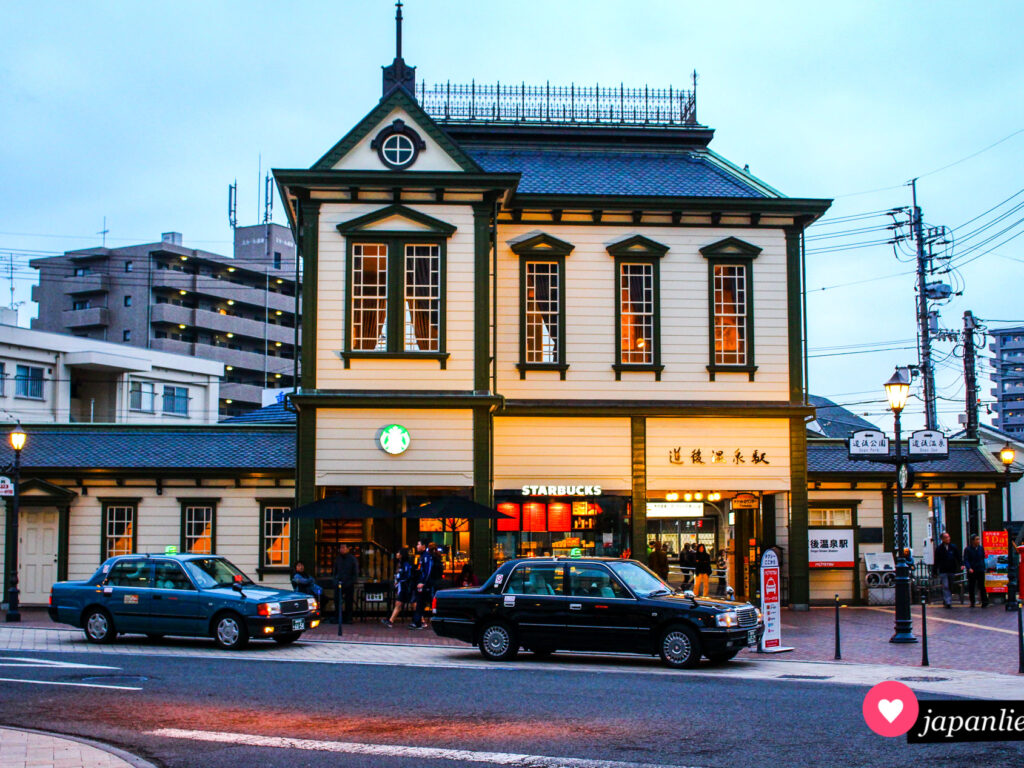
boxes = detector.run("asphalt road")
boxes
[1,648,1023,768]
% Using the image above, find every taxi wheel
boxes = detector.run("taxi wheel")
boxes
[273,631,302,645]
[706,650,739,664]
[213,613,249,650]
[478,621,518,661]
[659,624,700,669]
[83,608,116,644]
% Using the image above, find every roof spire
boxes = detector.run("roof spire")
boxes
[382,0,415,97]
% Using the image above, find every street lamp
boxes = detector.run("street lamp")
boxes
[884,368,916,643]
[5,424,26,623]
[1000,443,1018,611]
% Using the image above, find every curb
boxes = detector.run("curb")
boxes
[1,725,161,768]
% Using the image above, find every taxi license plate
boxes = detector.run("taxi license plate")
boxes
[747,629,758,646]
[292,618,306,631]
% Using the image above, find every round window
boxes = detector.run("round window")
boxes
[381,133,416,168]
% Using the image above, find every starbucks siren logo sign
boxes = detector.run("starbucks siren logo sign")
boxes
[378,424,411,455]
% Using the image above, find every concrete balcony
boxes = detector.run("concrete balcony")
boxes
[221,382,265,405]
[151,303,294,346]
[65,273,110,295]
[150,338,294,377]
[62,307,109,328]
[151,270,296,316]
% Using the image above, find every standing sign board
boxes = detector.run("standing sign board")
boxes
[808,529,855,568]
[759,549,781,651]
[0,476,13,497]
[982,531,1008,594]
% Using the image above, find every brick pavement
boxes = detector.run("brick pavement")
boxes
[0,726,155,768]
[11,601,1024,675]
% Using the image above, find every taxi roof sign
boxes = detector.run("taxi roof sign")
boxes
[569,548,582,558]
[164,545,178,555]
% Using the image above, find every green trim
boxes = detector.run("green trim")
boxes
[258,498,294,579]
[291,392,502,409]
[517,253,568,379]
[311,87,483,173]
[612,254,662,381]
[508,232,575,257]
[473,201,494,392]
[702,237,760,382]
[630,415,647,562]
[785,226,805,403]
[99,497,140,561]
[606,234,669,258]
[343,233,449,361]
[178,498,218,555]
[336,204,457,237]
[702,149,788,198]
[499,400,814,418]
[471,406,494,573]
[57,505,69,582]
[762,493,777,550]
[509,194,833,217]
[275,169,520,192]
[295,407,317,576]
[788,416,809,609]
[299,201,320,391]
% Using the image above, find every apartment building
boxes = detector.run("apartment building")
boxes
[29,223,298,416]
[989,326,1024,435]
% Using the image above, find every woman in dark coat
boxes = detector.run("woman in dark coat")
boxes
[693,544,713,597]
[382,548,413,627]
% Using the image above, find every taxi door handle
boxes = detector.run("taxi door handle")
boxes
[152,595,162,600]
[569,603,582,611]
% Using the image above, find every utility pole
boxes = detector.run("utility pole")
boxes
[911,179,939,430]
[963,311,979,441]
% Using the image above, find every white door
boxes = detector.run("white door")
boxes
[19,509,59,605]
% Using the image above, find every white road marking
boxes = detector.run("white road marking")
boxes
[0,677,141,691]
[0,655,119,670]
[863,607,1020,635]
[149,728,702,768]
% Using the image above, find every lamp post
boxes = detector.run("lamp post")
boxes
[5,425,26,623]
[1000,443,1018,611]
[885,368,917,643]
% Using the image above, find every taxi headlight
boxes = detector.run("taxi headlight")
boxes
[307,598,318,612]
[715,611,738,628]
[756,608,763,624]
[257,602,281,617]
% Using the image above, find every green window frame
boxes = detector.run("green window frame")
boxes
[179,498,219,554]
[100,498,140,561]
[700,237,762,382]
[258,498,293,576]
[607,236,668,381]
[338,205,456,369]
[510,232,574,379]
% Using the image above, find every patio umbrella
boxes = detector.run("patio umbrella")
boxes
[286,495,392,519]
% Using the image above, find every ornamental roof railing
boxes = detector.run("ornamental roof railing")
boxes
[417,79,698,127]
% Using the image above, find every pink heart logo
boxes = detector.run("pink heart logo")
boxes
[863,681,918,737]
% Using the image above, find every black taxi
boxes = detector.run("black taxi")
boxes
[431,556,763,668]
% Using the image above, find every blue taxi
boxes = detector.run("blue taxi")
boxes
[48,551,319,649]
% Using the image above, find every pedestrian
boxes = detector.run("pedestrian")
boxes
[680,543,696,588]
[963,534,989,608]
[647,541,669,581]
[933,532,962,608]
[382,548,413,627]
[333,543,359,625]
[409,540,437,629]
[290,560,319,598]
[693,543,712,597]
[716,549,727,596]
[454,563,479,588]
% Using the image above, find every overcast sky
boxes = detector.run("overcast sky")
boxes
[3,1,1022,432]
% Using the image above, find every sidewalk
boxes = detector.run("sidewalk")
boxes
[0,726,155,768]
[13,601,1024,675]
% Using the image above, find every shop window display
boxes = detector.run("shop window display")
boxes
[494,495,630,564]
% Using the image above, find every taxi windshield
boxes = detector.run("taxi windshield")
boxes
[183,557,254,588]
[608,561,672,597]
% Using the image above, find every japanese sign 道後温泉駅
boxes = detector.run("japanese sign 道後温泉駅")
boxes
[808,529,855,568]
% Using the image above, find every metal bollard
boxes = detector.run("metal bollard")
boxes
[834,594,841,660]
[337,581,344,637]
[921,593,929,667]
[1017,602,1024,675]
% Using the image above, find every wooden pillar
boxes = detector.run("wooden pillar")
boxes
[986,488,1005,533]
[788,417,809,609]
[471,406,494,576]
[630,416,647,562]
[946,496,964,548]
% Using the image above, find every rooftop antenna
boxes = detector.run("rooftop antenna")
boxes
[263,172,273,224]
[257,153,262,224]
[227,180,238,230]
[97,216,109,247]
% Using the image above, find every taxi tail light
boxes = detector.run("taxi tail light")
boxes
[49,589,53,606]
[431,595,438,612]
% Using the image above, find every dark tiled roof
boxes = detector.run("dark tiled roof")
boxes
[467,148,767,197]
[807,395,879,439]
[220,401,296,425]
[4,427,294,471]
[808,442,1002,476]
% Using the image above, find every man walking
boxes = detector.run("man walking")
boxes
[933,532,962,609]
[410,540,436,629]
[647,541,669,581]
[963,534,989,608]
[333,543,359,626]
